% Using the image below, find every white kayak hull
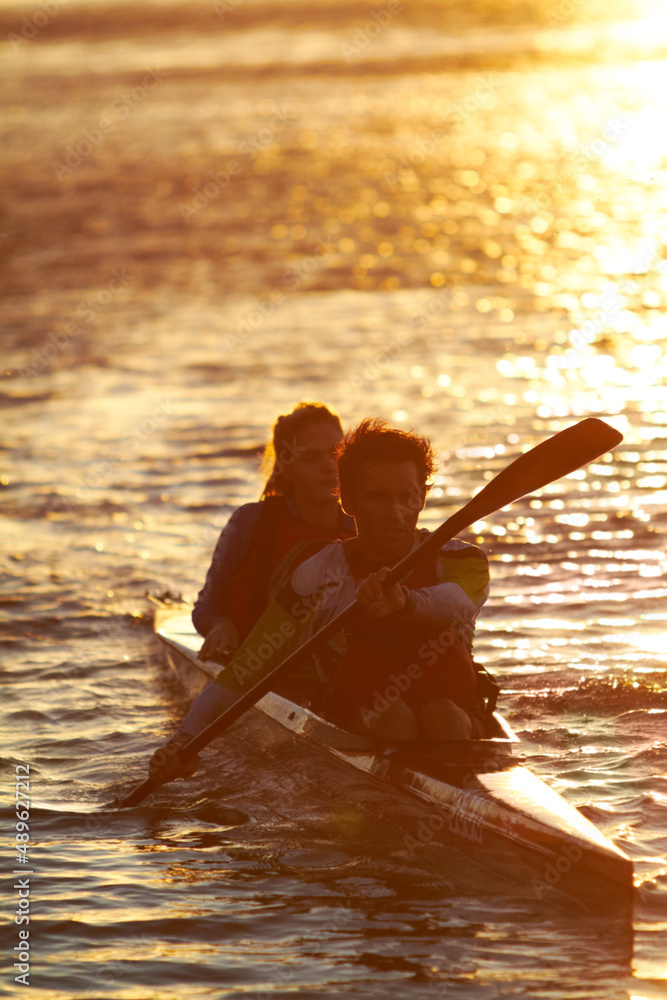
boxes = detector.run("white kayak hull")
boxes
[154,605,634,915]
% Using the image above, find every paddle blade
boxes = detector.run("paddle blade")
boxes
[452,417,622,528]
[386,418,623,586]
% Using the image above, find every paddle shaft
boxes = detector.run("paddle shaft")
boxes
[117,417,622,808]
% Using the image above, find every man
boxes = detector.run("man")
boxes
[150,419,490,780]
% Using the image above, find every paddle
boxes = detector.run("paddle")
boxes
[116,416,622,808]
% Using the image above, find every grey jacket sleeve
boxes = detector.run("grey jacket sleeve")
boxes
[178,681,239,737]
[192,502,263,636]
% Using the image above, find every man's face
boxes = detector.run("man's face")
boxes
[345,460,425,561]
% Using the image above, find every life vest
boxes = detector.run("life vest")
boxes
[317,536,484,728]
[222,496,355,641]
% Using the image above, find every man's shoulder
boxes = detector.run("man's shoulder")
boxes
[421,533,489,603]
[417,529,487,561]
[439,536,488,561]
[290,539,348,595]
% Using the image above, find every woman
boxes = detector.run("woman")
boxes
[149,402,354,780]
[193,401,355,662]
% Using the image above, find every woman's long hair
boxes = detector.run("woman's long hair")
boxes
[260,402,343,499]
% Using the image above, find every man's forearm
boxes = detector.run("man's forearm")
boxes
[402,582,479,625]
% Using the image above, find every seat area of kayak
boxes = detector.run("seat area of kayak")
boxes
[156,604,514,757]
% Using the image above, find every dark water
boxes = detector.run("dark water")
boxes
[2,0,667,996]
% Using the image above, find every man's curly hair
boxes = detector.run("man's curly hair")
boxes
[336,418,436,508]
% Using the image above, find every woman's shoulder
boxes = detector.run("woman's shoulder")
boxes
[215,500,272,546]
[225,501,265,529]
[234,495,290,521]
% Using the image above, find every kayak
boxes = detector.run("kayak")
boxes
[153,602,634,915]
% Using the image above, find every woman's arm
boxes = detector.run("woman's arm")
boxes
[192,503,263,637]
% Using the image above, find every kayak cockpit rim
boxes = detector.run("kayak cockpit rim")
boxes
[154,603,520,760]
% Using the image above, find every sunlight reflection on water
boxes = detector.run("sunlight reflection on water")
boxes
[2,0,667,995]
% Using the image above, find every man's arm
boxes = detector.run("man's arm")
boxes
[399,539,490,648]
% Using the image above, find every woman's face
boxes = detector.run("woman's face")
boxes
[280,421,343,505]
